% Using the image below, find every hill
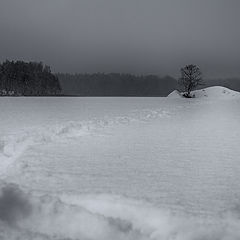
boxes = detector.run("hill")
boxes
[168,86,240,99]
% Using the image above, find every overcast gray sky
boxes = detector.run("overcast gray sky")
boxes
[0,0,239,77]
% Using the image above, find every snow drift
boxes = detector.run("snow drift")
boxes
[168,86,240,99]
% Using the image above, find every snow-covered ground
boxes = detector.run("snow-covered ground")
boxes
[1,86,240,239]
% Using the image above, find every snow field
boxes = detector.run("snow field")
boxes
[1,87,240,239]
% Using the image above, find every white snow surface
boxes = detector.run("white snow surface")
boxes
[168,86,240,99]
[1,87,240,239]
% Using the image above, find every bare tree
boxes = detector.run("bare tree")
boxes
[178,64,203,98]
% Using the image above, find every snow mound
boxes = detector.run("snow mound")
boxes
[167,90,182,98]
[193,86,240,99]
[168,86,240,99]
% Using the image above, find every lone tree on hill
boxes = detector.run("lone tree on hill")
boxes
[178,64,203,98]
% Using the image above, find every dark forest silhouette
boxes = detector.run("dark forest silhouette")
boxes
[0,60,61,96]
[58,73,240,97]
[58,73,177,96]
[0,60,240,96]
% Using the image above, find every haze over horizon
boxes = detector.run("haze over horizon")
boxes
[0,0,240,78]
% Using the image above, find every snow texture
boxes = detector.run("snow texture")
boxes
[1,87,240,239]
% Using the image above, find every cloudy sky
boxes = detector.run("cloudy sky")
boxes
[0,0,239,77]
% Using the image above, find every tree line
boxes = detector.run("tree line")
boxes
[0,60,62,96]
[57,73,177,96]
[1,61,239,97]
